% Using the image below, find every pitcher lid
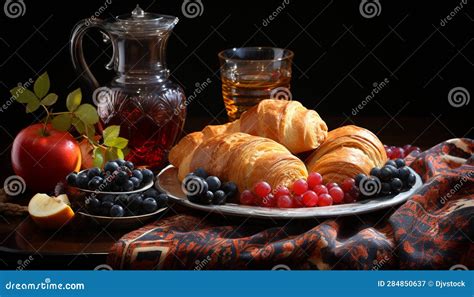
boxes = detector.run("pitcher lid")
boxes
[106,5,179,35]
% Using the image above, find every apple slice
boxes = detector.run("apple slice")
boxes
[28,193,75,229]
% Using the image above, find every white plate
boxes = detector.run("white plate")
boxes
[155,165,423,219]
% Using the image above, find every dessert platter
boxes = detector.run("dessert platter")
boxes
[156,99,422,219]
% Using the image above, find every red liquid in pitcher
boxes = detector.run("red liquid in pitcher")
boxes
[98,87,185,171]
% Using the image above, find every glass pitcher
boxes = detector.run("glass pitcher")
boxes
[70,5,186,171]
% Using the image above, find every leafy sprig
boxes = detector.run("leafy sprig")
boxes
[9,72,129,167]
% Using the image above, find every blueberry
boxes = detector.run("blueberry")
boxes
[128,194,143,211]
[66,172,77,186]
[141,169,154,184]
[132,170,143,181]
[124,161,134,170]
[88,176,104,190]
[212,190,226,205]
[85,197,100,211]
[398,167,411,182]
[369,167,381,178]
[199,191,213,205]
[390,178,403,193]
[76,173,90,189]
[143,188,159,198]
[101,194,115,203]
[142,197,158,213]
[110,205,125,217]
[354,173,366,186]
[385,160,397,168]
[395,158,405,168]
[406,173,416,187]
[379,167,393,181]
[114,170,128,185]
[111,183,121,192]
[381,182,392,195]
[194,168,208,179]
[385,165,398,177]
[99,201,114,216]
[183,177,208,197]
[221,181,237,197]
[104,161,119,173]
[115,159,126,167]
[122,180,134,192]
[205,176,221,192]
[120,165,132,175]
[130,177,141,189]
[155,194,169,208]
[114,194,129,207]
[87,167,101,179]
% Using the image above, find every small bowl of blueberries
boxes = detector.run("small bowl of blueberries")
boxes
[64,159,169,229]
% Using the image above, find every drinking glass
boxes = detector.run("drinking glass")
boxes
[218,47,293,121]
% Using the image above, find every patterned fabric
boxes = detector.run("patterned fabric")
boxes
[108,138,474,270]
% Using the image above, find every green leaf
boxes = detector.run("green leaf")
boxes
[103,125,120,142]
[105,147,118,162]
[93,148,104,168]
[74,104,99,125]
[104,137,128,149]
[10,87,38,104]
[26,99,41,113]
[51,114,73,131]
[72,117,85,134]
[84,123,96,139]
[116,148,124,160]
[40,93,58,106]
[34,72,50,99]
[66,88,82,112]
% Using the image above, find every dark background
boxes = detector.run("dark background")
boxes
[0,0,473,152]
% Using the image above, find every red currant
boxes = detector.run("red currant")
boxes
[329,187,344,204]
[318,193,333,207]
[386,148,393,159]
[349,186,360,200]
[253,181,272,198]
[274,186,290,198]
[341,178,355,193]
[313,184,328,196]
[343,192,355,203]
[392,147,405,159]
[307,172,323,189]
[292,195,304,208]
[402,144,412,152]
[326,182,339,190]
[260,194,275,207]
[292,179,308,195]
[302,191,318,207]
[276,195,293,208]
[240,190,256,205]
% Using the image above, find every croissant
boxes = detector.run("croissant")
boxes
[306,125,387,184]
[169,132,308,192]
[199,99,328,154]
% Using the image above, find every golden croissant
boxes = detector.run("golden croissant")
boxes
[169,132,308,192]
[306,125,387,184]
[200,99,328,154]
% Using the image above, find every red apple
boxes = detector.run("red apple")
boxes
[11,123,82,193]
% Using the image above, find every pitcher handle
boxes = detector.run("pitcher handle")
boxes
[70,18,115,90]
